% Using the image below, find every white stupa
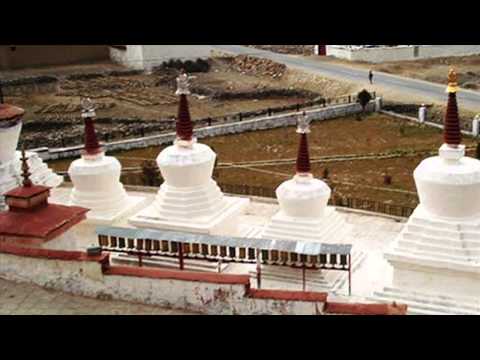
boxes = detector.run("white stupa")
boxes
[261,114,349,243]
[0,102,63,209]
[67,98,145,224]
[380,69,480,311]
[254,115,354,292]
[129,72,249,235]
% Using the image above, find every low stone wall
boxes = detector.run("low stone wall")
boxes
[33,101,376,161]
[0,243,406,315]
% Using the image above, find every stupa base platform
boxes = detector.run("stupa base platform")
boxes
[371,287,480,315]
[261,207,350,243]
[248,251,366,294]
[129,196,250,236]
[386,205,480,299]
[72,194,147,225]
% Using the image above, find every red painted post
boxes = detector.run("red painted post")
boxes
[302,266,307,292]
[348,255,352,296]
[256,249,262,289]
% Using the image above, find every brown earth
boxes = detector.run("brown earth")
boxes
[4,56,354,149]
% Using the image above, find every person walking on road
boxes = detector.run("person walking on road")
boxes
[368,70,374,85]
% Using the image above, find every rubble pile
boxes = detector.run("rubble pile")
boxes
[247,45,314,55]
[230,55,287,79]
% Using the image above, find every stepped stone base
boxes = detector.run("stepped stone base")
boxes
[386,205,480,298]
[371,287,480,315]
[261,207,349,243]
[249,251,366,294]
[72,193,147,225]
[129,187,249,235]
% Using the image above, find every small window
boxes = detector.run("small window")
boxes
[136,239,144,251]
[229,247,237,258]
[153,240,160,251]
[110,237,117,247]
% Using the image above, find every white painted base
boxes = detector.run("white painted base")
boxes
[129,186,249,235]
[385,204,480,299]
[249,251,366,294]
[78,194,147,225]
[261,207,350,243]
[372,287,480,315]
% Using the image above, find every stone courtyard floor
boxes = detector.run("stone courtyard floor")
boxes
[0,278,198,315]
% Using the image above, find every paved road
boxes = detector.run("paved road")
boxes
[0,278,197,315]
[212,45,480,112]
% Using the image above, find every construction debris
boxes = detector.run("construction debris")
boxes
[229,55,287,79]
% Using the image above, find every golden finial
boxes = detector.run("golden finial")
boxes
[447,68,459,93]
[20,145,32,187]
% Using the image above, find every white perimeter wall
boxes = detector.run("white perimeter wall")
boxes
[0,251,326,315]
[327,45,480,63]
[110,45,215,71]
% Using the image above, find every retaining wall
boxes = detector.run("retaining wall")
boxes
[33,101,376,161]
[0,243,406,315]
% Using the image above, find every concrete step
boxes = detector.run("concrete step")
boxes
[403,231,480,249]
[392,247,477,264]
[411,216,480,233]
[398,237,480,258]
[371,287,480,315]
[407,223,480,242]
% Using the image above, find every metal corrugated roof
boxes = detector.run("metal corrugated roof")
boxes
[95,226,352,256]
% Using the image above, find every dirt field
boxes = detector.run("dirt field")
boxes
[50,113,477,208]
[3,56,354,149]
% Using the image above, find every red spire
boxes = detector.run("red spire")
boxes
[444,92,462,147]
[444,68,462,147]
[176,94,193,141]
[83,117,103,155]
[296,133,311,174]
[81,98,103,156]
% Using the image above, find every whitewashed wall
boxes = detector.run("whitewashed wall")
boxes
[327,45,480,63]
[110,46,215,71]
